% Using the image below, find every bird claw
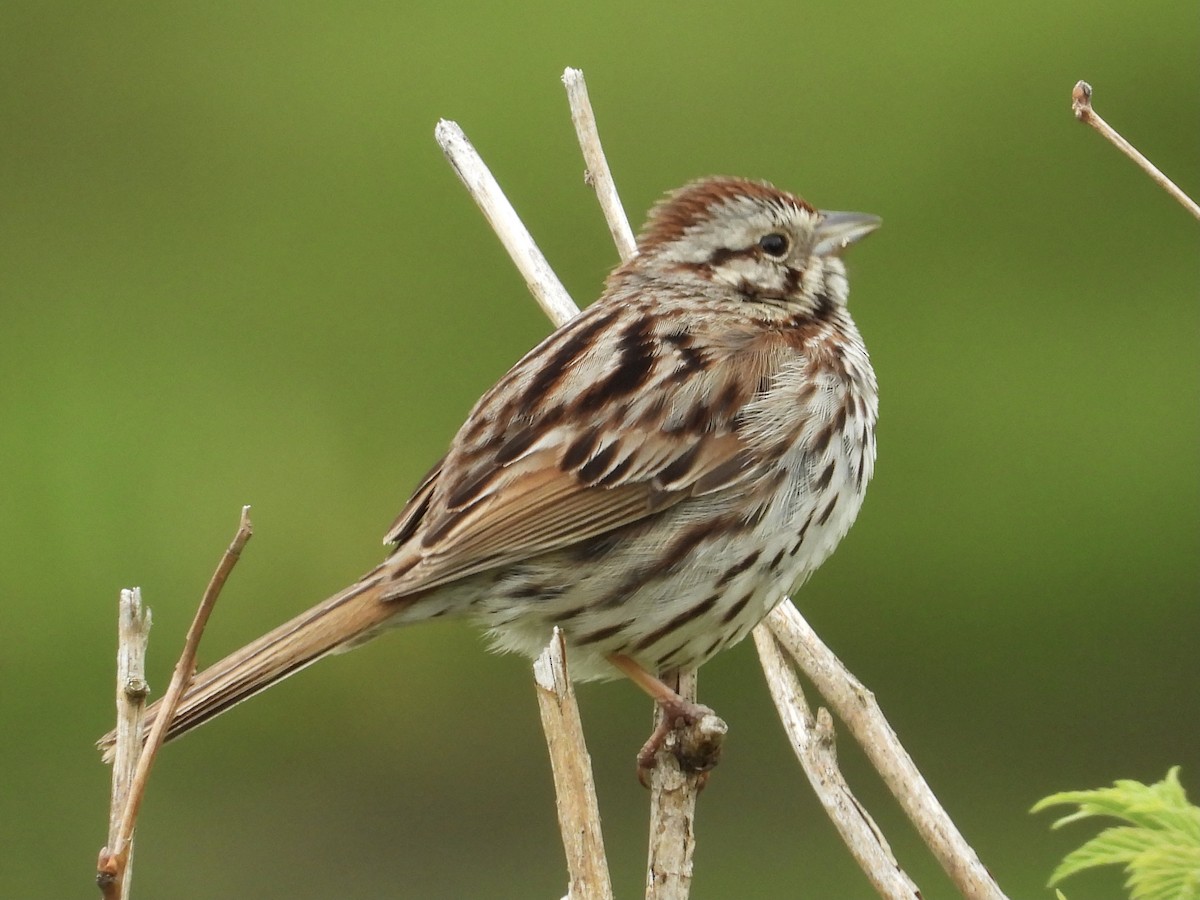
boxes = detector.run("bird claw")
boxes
[636,700,727,787]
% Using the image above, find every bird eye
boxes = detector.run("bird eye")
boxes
[758,232,790,258]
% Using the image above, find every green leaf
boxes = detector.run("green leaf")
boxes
[1034,768,1200,900]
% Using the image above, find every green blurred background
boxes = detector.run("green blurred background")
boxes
[1,3,1196,898]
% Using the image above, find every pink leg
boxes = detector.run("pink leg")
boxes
[609,654,720,782]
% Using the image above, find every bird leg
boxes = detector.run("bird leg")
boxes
[608,654,726,781]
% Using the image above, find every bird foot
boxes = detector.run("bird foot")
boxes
[606,654,728,786]
[636,696,727,787]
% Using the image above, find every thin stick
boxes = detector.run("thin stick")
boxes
[559,74,716,900]
[97,506,253,891]
[434,119,581,326]
[1071,81,1200,221]
[764,602,1008,900]
[753,627,920,900]
[533,629,614,900]
[561,68,637,261]
[644,670,705,900]
[438,106,712,899]
[98,589,152,900]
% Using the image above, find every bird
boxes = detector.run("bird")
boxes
[99,176,880,768]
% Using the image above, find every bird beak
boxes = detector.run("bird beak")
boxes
[814,211,882,256]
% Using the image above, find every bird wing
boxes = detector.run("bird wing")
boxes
[378,299,783,597]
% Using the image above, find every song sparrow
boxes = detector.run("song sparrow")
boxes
[99,176,879,761]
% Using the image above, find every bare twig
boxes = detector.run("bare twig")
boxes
[1071,81,1200,221]
[753,627,920,900]
[533,629,614,900]
[643,669,725,900]
[437,107,709,898]
[434,119,580,325]
[559,67,714,900]
[561,68,637,261]
[765,601,1008,900]
[97,506,253,895]
[98,589,152,900]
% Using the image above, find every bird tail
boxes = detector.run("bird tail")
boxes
[98,572,411,763]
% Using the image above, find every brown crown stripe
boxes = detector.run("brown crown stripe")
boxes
[638,177,815,252]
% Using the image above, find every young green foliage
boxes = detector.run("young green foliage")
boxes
[1033,767,1200,900]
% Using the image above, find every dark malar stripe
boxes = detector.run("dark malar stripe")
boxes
[812,291,835,319]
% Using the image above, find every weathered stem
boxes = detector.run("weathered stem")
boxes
[1071,80,1200,221]
[533,629,614,900]
[97,507,253,894]
[765,602,1008,900]
[754,626,920,900]
[98,589,151,900]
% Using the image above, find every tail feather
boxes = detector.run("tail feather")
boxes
[98,573,408,763]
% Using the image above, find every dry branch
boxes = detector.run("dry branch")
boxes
[98,590,151,900]
[533,629,614,900]
[754,627,920,899]
[766,602,1007,900]
[97,506,253,898]
[1071,80,1200,221]
[434,119,579,323]
[643,670,726,900]
[562,67,637,260]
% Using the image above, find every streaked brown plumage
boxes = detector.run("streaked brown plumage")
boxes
[99,176,880,760]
